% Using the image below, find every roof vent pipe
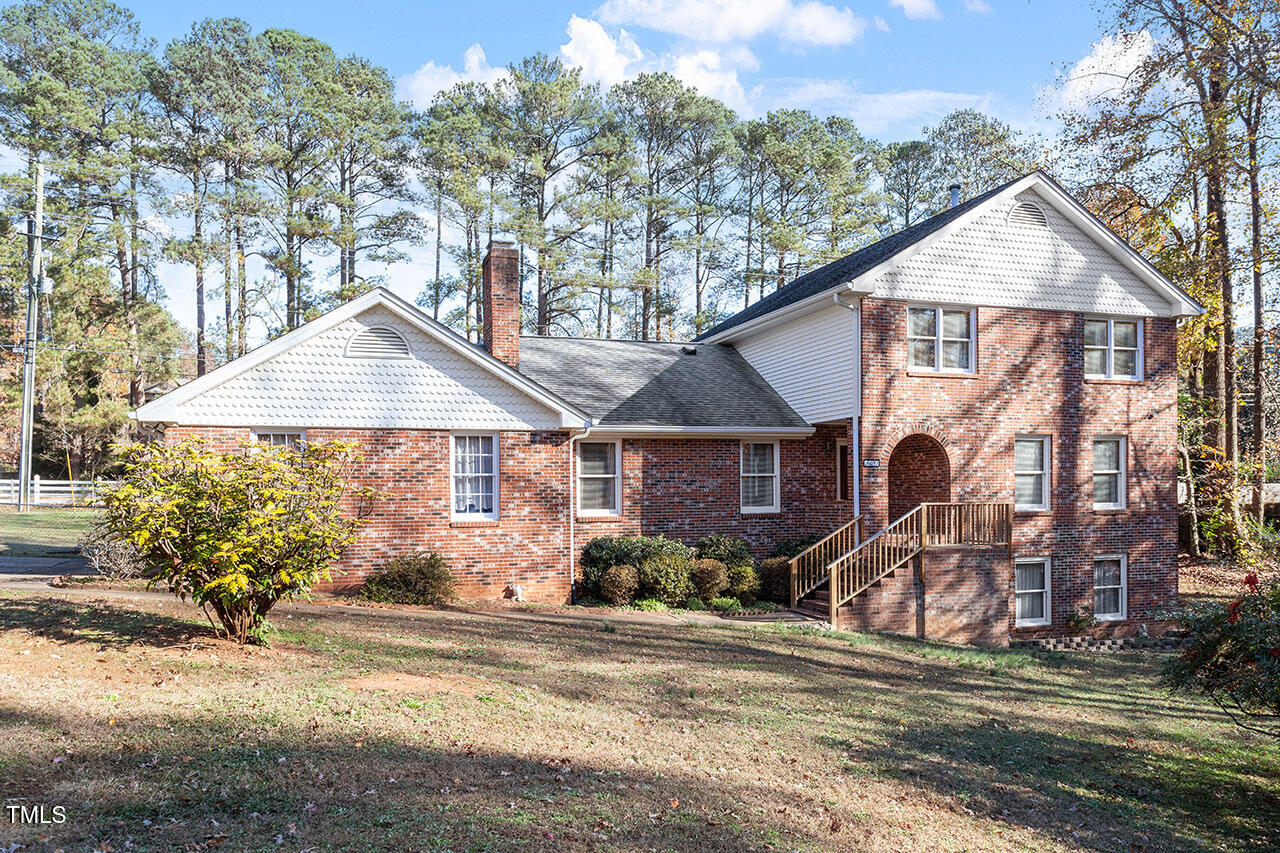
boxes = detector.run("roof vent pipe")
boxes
[949,184,961,208]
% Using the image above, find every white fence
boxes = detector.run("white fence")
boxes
[0,478,115,507]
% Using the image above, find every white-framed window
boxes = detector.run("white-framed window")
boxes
[1014,436,1050,512]
[253,430,305,449]
[1092,436,1126,510]
[907,305,975,373]
[836,439,850,502]
[451,433,498,520]
[741,441,780,513]
[1093,554,1127,620]
[1014,557,1051,627]
[578,440,621,517]
[1083,317,1142,380]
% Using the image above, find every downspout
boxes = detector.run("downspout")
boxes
[567,421,596,604]
[833,285,862,519]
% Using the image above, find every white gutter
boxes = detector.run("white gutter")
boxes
[586,425,814,438]
[699,281,875,344]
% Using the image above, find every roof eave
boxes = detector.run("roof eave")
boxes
[700,282,874,344]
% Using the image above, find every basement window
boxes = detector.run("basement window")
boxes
[1014,557,1051,627]
[253,430,305,450]
[907,305,975,373]
[1093,555,1127,621]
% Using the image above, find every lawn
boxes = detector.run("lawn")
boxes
[0,507,98,557]
[0,591,1276,853]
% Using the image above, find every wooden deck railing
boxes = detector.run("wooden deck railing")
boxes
[800,501,1012,624]
[789,515,863,607]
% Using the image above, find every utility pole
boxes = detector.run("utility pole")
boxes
[18,160,43,513]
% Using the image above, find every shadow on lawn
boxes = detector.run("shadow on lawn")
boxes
[0,596,208,650]
[1,705,828,853]
[824,712,1280,853]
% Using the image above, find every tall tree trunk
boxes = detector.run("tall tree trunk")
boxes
[1247,92,1265,525]
[223,163,234,362]
[235,166,248,357]
[194,173,207,376]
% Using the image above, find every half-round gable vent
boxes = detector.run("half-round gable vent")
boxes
[345,326,411,359]
[1008,201,1049,228]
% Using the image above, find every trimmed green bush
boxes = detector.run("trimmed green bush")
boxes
[683,596,706,611]
[632,597,668,612]
[709,596,743,613]
[690,558,729,601]
[581,535,694,598]
[599,564,639,605]
[769,535,821,559]
[695,534,752,567]
[757,556,792,605]
[727,562,761,606]
[637,552,695,606]
[359,552,456,606]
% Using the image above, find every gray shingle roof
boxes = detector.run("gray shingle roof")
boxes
[696,175,1023,341]
[517,337,810,429]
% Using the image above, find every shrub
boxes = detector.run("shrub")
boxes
[757,556,792,604]
[81,519,148,581]
[580,535,694,598]
[683,596,706,611]
[637,552,694,606]
[359,552,456,606]
[632,597,668,612]
[709,596,742,613]
[1162,572,1280,737]
[599,564,639,605]
[770,535,821,559]
[101,438,377,644]
[695,534,752,567]
[727,563,761,606]
[690,558,729,601]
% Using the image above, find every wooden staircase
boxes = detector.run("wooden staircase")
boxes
[789,502,1012,625]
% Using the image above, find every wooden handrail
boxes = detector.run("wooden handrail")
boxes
[819,501,1013,619]
[789,514,863,607]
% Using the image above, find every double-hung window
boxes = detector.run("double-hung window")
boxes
[1092,437,1126,510]
[908,306,975,373]
[741,441,780,513]
[452,433,498,520]
[1014,436,1050,511]
[1083,318,1141,379]
[578,440,621,516]
[1093,555,1127,620]
[1014,557,1051,627]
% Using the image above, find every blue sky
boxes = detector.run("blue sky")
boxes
[104,0,1128,337]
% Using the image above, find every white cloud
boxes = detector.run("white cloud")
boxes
[671,50,755,110]
[873,14,891,32]
[396,43,508,107]
[964,0,993,14]
[770,79,991,135]
[1049,31,1154,111]
[593,0,866,47]
[889,0,941,20]
[561,16,644,87]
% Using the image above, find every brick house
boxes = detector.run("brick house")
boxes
[133,172,1202,645]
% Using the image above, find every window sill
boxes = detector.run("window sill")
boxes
[1014,620,1051,630]
[1084,377,1143,385]
[1094,613,1126,622]
[1092,506,1127,513]
[577,514,623,524]
[450,519,499,529]
[741,510,782,517]
[905,370,981,379]
[1014,507,1050,515]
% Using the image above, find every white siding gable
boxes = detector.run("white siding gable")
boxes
[734,302,858,423]
[871,189,1172,316]
[170,306,562,430]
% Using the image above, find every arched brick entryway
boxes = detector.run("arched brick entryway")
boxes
[887,434,950,520]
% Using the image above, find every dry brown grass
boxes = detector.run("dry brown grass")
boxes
[0,590,1276,853]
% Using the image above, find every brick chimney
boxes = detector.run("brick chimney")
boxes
[481,240,520,367]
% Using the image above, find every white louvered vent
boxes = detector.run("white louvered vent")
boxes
[345,326,411,359]
[1008,201,1049,228]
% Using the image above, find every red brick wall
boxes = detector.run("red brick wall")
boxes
[482,243,521,367]
[887,433,950,519]
[859,299,1179,637]
[162,424,854,601]
[580,424,853,559]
